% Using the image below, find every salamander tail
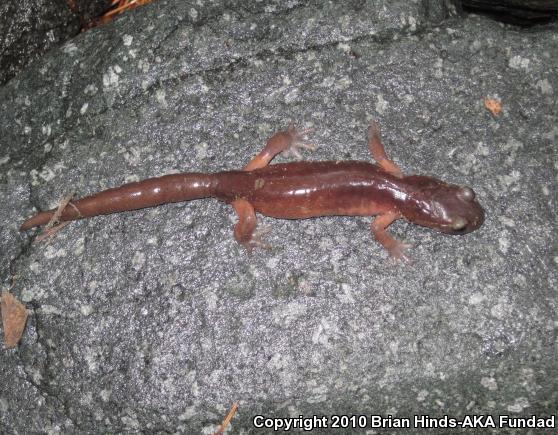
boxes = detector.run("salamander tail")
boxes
[20,210,57,230]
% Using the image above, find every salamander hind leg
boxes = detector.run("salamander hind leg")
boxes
[243,124,315,171]
[231,199,270,252]
[371,212,412,262]
[367,121,404,178]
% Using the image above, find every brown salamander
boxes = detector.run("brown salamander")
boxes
[20,122,484,260]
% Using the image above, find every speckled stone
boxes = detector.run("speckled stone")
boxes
[1,0,557,433]
[0,0,111,86]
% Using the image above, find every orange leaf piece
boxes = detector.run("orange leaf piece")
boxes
[484,98,502,116]
[214,402,239,435]
[1,291,28,348]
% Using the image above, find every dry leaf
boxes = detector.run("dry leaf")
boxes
[484,98,502,116]
[214,402,239,434]
[1,291,28,348]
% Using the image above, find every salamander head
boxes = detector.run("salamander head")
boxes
[401,175,484,234]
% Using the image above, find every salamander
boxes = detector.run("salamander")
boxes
[20,122,484,260]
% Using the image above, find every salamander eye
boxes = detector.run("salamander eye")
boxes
[457,186,475,202]
[451,216,468,231]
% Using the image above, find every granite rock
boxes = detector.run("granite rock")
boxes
[0,0,111,86]
[1,0,557,433]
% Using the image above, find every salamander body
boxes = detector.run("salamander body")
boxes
[21,123,484,260]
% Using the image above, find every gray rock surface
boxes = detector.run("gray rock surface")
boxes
[1,0,557,433]
[0,0,111,86]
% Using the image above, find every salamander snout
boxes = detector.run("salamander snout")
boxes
[402,177,485,235]
[434,185,485,234]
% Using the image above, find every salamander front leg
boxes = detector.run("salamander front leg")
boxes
[243,124,314,171]
[371,212,411,262]
[231,199,270,252]
[367,121,404,178]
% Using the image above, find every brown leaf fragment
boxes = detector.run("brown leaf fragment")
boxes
[95,0,154,26]
[1,291,28,348]
[484,97,503,116]
[214,402,239,435]
[34,192,76,244]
